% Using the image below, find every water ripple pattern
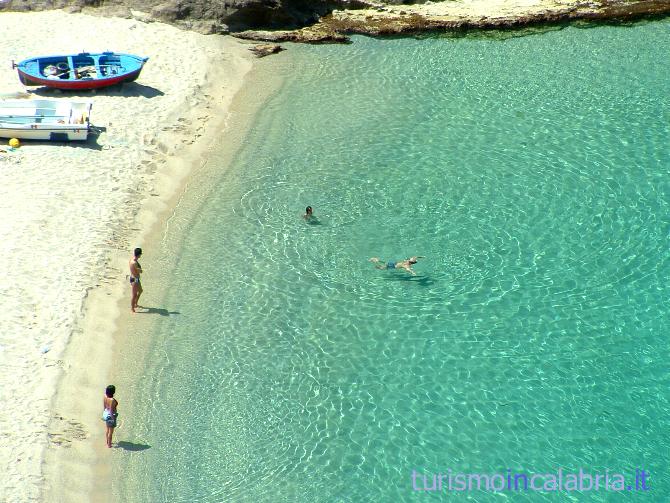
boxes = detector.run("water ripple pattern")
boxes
[118,22,670,503]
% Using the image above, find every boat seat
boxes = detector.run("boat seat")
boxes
[75,65,97,79]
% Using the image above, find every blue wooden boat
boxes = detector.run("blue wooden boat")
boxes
[12,52,148,90]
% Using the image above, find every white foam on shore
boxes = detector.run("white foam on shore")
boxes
[0,11,255,501]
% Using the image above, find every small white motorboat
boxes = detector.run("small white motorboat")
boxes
[0,99,92,141]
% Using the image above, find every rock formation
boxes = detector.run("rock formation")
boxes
[249,43,284,57]
[0,0,668,41]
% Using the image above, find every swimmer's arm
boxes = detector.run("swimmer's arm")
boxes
[402,265,413,274]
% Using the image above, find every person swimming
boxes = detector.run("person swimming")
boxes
[369,256,424,275]
[303,206,320,224]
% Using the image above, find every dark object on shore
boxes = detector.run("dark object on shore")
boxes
[250,44,284,58]
[235,28,350,44]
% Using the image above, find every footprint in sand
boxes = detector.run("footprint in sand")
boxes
[48,415,89,447]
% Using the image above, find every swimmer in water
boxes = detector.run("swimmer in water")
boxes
[369,256,424,276]
[303,206,320,224]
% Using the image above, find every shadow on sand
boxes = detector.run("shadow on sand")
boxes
[28,82,164,99]
[137,306,180,317]
[116,441,151,452]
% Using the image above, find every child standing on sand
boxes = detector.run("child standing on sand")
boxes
[102,385,119,448]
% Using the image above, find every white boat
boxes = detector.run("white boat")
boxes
[0,99,92,141]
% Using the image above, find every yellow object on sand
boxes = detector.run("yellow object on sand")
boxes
[8,138,20,148]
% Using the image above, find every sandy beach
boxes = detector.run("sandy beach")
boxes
[0,11,255,501]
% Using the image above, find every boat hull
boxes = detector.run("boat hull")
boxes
[0,124,89,141]
[18,69,141,90]
[17,68,143,90]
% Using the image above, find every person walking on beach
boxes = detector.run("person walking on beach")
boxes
[129,247,143,313]
[102,385,119,448]
[369,256,424,276]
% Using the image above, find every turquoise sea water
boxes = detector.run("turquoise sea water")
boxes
[115,21,670,502]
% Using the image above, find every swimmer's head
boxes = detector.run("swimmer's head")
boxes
[409,257,418,264]
[105,385,116,397]
[134,247,142,257]
[305,206,313,215]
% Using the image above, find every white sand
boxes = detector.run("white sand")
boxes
[0,11,255,501]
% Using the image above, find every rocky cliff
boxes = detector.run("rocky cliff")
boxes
[0,0,354,31]
[1,0,668,41]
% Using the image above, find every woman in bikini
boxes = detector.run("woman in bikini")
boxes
[129,247,143,312]
[102,385,119,448]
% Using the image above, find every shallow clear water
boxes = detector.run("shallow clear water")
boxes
[116,21,670,502]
